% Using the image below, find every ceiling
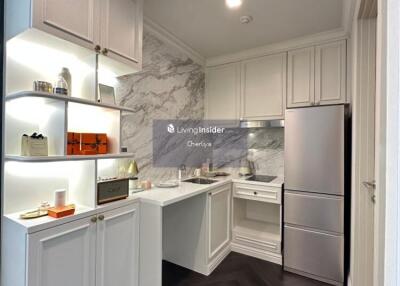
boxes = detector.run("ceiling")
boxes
[144,0,344,58]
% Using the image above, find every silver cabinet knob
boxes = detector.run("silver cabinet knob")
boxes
[91,216,97,223]
[98,215,105,221]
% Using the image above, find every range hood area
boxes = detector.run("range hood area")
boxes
[240,120,284,128]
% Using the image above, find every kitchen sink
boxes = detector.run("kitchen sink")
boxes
[183,178,218,184]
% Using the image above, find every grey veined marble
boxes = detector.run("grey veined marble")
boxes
[116,30,284,183]
[116,30,205,182]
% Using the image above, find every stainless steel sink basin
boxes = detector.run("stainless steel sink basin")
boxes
[183,178,217,184]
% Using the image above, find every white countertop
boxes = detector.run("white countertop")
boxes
[130,175,283,206]
[5,175,283,233]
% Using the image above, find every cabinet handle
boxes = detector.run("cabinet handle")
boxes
[208,192,212,196]
[253,191,258,195]
[102,48,109,55]
[98,214,105,221]
[94,45,101,53]
[90,216,97,223]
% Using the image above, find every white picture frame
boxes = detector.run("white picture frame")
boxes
[98,84,116,105]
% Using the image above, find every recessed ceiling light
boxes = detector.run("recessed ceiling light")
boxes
[240,15,253,24]
[226,0,242,9]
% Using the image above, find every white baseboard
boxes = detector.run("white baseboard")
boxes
[206,245,231,275]
[231,243,282,265]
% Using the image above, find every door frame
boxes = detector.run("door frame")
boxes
[378,0,400,285]
[351,0,400,285]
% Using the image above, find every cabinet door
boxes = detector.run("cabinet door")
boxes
[205,63,240,123]
[208,185,231,260]
[315,40,347,105]
[32,0,99,50]
[241,53,287,120]
[27,216,96,286]
[287,47,315,108]
[100,0,143,67]
[96,203,139,286]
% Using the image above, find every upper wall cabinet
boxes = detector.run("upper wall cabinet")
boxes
[205,63,240,122]
[315,40,347,105]
[241,53,287,120]
[287,40,347,108]
[99,0,143,67]
[287,47,315,108]
[6,0,143,71]
[31,0,100,50]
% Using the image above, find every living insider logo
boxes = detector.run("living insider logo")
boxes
[167,124,175,133]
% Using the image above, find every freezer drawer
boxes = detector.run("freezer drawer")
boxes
[284,225,344,283]
[284,191,344,233]
[284,105,345,196]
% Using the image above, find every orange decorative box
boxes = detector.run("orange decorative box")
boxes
[67,132,108,155]
[67,132,80,155]
[96,133,108,154]
[81,133,97,154]
[48,204,76,218]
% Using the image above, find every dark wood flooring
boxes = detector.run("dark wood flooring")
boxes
[163,252,330,286]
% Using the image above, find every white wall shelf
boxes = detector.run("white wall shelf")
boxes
[6,91,135,113]
[5,153,134,162]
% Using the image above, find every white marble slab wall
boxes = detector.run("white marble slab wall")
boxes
[116,30,205,182]
[116,30,284,183]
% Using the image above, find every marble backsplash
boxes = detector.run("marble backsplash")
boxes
[117,29,284,182]
[116,30,205,182]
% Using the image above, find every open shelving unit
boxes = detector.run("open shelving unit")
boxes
[4,32,137,217]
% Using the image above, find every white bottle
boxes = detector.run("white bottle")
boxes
[59,67,71,96]
[54,189,67,207]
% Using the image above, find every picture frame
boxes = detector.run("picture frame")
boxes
[98,84,116,105]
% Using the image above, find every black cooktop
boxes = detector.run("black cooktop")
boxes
[246,175,277,183]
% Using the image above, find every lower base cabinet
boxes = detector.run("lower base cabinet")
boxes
[3,202,139,286]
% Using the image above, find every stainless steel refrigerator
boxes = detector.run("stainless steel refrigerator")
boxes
[283,105,350,286]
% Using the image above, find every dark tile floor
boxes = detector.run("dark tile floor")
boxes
[163,252,330,286]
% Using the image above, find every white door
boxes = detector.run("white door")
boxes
[27,216,97,286]
[32,0,99,50]
[287,47,315,108]
[208,185,231,260]
[352,19,376,286]
[205,63,240,122]
[100,0,142,65]
[315,40,347,105]
[241,53,287,120]
[96,203,139,286]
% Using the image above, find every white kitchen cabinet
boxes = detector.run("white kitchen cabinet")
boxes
[2,202,139,286]
[207,184,231,260]
[99,0,143,67]
[205,63,240,124]
[315,40,347,105]
[287,40,347,107]
[231,182,282,264]
[6,0,143,70]
[240,53,287,120]
[27,216,97,286]
[162,182,232,276]
[287,47,315,108]
[96,204,139,286]
[31,0,100,50]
